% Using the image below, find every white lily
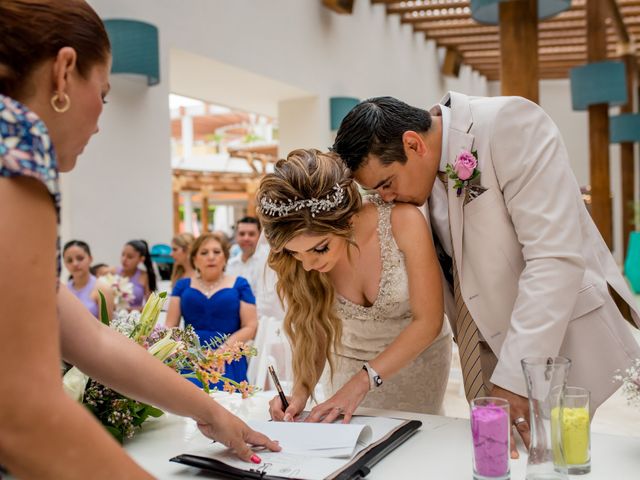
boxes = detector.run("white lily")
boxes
[131,291,168,343]
[62,366,89,402]
[148,332,183,362]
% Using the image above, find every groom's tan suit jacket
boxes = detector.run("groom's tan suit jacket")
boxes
[430,91,640,409]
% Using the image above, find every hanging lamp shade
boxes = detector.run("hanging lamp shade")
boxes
[569,61,627,111]
[330,97,359,131]
[610,114,640,143]
[470,0,571,25]
[104,19,160,86]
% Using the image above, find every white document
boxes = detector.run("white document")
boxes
[246,420,373,458]
[182,416,408,480]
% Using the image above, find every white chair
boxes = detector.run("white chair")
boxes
[247,316,293,392]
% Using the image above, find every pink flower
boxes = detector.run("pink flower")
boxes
[454,150,477,181]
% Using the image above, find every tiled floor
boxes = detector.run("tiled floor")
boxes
[442,304,640,438]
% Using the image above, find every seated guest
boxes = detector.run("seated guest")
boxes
[226,217,267,298]
[166,233,258,388]
[116,239,156,310]
[63,240,114,322]
[170,232,195,287]
[89,262,110,277]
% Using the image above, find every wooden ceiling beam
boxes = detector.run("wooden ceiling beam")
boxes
[386,1,469,14]
[402,3,640,21]
[606,0,632,43]
[403,7,587,24]
[414,19,588,34]
[456,38,621,52]
[448,35,616,52]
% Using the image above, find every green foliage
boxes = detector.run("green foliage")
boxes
[98,290,110,326]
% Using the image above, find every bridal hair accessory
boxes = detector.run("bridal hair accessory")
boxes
[259,184,345,217]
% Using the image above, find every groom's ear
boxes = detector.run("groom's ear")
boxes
[402,131,427,156]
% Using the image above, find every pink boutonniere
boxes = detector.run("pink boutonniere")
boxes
[445,149,480,197]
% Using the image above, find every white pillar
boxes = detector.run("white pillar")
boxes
[213,203,229,234]
[181,114,193,161]
[183,192,194,234]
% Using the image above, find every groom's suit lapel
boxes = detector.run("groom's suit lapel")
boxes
[442,92,474,277]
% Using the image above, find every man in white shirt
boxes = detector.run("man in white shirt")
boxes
[227,217,266,298]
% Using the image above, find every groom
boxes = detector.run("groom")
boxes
[333,93,640,456]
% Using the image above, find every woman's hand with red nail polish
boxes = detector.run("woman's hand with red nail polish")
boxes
[197,405,280,463]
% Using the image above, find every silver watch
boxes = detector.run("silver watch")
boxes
[362,362,383,390]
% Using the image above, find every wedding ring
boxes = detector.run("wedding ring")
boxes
[513,416,527,427]
[334,406,344,414]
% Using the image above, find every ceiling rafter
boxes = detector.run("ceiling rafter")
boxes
[374,0,640,80]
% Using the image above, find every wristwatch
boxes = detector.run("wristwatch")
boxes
[362,362,383,390]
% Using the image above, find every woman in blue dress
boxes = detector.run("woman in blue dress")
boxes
[166,232,258,388]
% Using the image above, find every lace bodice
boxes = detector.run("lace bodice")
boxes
[335,196,412,360]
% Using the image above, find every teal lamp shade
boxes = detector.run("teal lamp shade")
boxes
[569,61,627,111]
[330,97,360,131]
[104,19,160,86]
[610,114,640,143]
[471,0,570,25]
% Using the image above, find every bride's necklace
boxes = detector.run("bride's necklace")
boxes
[198,274,225,297]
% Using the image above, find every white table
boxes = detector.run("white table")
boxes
[123,393,640,479]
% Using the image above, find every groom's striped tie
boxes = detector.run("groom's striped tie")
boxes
[452,257,487,401]
[437,171,490,402]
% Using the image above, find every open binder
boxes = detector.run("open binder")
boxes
[170,417,421,480]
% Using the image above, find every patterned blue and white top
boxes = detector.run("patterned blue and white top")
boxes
[0,93,61,279]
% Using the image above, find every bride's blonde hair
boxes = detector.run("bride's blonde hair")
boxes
[256,149,362,397]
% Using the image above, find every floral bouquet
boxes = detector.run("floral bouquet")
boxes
[615,358,640,407]
[63,292,257,442]
[101,273,135,311]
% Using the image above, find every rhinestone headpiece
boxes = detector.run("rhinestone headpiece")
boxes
[259,184,345,218]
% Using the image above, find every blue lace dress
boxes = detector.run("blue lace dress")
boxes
[0,94,60,280]
[172,276,255,389]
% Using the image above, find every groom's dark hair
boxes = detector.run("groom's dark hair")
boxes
[331,96,432,172]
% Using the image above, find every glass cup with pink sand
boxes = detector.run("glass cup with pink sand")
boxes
[470,397,510,480]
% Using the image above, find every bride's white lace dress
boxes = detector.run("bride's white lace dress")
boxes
[321,197,452,414]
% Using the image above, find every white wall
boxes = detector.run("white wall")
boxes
[63,0,487,266]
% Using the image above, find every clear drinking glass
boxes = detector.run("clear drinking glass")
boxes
[521,356,571,480]
[470,397,510,480]
[552,386,590,475]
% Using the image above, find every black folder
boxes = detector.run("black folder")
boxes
[170,418,422,480]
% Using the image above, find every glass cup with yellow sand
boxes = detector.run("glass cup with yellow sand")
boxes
[552,386,591,475]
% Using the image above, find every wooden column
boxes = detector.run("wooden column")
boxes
[621,53,637,256]
[200,193,209,233]
[587,0,613,248]
[499,0,539,103]
[172,190,181,235]
[245,178,260,217]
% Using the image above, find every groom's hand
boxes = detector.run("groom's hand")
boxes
[489,385,530,459]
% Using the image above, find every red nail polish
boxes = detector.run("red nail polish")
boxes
[251,454,261,464]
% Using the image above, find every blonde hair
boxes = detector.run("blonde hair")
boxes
[170,233,195,286]
[256,149,362,397]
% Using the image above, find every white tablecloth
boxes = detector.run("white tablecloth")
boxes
[122,392,640,479]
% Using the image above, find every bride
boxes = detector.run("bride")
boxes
[257,149,451,423]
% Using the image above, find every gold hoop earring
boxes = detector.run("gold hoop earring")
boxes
[50,93,71,113]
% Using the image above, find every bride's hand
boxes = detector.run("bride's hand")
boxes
[269,392,307,422]
[305,370,369,424]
